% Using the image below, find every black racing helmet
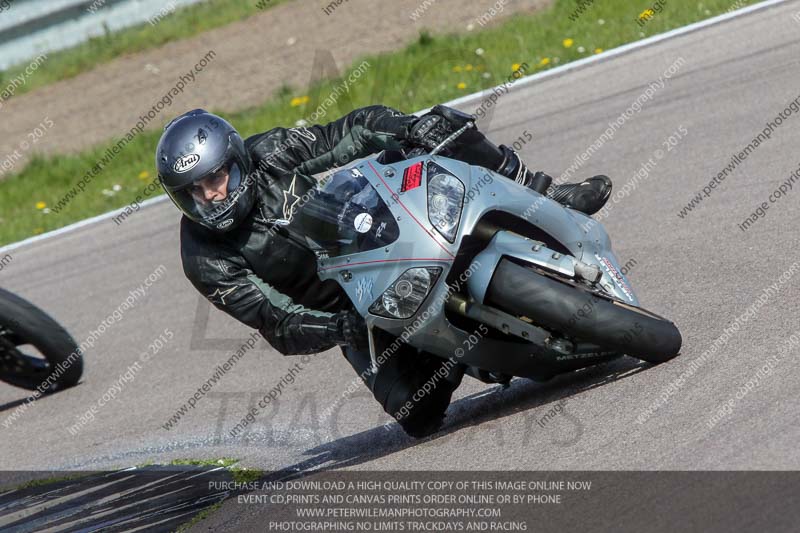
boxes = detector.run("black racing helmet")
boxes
[156,109,256,232]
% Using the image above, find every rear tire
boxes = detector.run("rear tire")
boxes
[0,288,82,392]
[485,259,682,363]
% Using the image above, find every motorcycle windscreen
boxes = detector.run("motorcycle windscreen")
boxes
[291,168,400,257]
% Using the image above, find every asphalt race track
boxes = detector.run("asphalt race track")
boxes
[2,0,800,527]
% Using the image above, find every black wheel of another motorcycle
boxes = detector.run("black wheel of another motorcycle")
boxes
[0,288,83,392]
[485,258,682,364]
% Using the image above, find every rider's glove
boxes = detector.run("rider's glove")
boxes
[406,104,476,152]
[407,114,456,151]
[327,310,369,352]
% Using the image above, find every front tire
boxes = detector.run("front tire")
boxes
[485,258,682,363]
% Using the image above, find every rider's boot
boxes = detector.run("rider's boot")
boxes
[340,343,463,438]
[493,145,613,216]
[545,174,613,216]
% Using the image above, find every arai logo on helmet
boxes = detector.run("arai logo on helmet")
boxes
[217,219,235,230]
[173,153,200,173]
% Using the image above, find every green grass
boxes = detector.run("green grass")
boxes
[168,457,239,467]
[231,465,264,483]
[0,0,288,98]
[166,457,263,482]
[0,0,759,246]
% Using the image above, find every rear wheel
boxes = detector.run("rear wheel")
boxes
[0,288,82,392]
[485,258,682,363]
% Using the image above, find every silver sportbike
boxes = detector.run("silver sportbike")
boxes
[284,122,682,386]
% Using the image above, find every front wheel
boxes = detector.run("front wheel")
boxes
[0,288,83,392]
[485,259,682,363]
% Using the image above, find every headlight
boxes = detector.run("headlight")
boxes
[369,267,442,319]
[427,173,464,242]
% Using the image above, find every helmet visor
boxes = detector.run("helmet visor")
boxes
[166,160,245,225]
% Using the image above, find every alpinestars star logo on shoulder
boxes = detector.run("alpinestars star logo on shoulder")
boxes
[282,175,302,221]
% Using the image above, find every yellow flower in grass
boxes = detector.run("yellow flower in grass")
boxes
[138,170,150,180]
[290,95,310,107]
[638,9,655,20]
[594,48,603,54]
[563,38,574,48]
[456,82,467,90]
[35,201,46,210]
[539,57,551,67]
[512,63,522,72]
[465,64,474,71]
[452,65,463,72]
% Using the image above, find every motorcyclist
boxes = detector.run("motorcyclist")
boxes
[155,104,611,437]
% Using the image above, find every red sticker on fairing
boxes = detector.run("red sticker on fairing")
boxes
[401,162,423,192]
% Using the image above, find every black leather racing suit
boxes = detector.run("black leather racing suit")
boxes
[180,104,523,434]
